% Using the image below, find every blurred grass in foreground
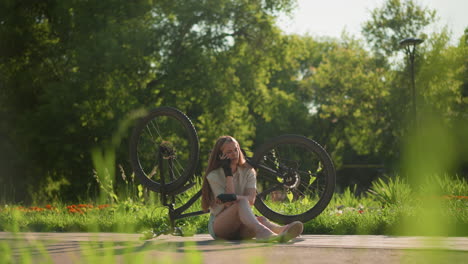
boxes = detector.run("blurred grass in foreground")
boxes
[399,111,467,237]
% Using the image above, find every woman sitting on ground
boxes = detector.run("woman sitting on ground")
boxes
[201,135,303,242]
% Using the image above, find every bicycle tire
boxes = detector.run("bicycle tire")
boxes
[129,107,199,193]
[252,135,336,224]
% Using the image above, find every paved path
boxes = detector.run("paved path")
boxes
[1,232,468,263]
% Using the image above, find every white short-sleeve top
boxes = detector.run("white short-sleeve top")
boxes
[206,165,256,216]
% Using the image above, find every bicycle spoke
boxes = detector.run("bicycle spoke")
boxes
[262,166,281,177]
[292,186,307,198]
[146,122,158,146]
[264,150,282,170]
[173,158,184,176]
[138,116,189,184]
[150,119,163,142]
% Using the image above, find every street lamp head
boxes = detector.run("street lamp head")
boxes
[399,38,424,47]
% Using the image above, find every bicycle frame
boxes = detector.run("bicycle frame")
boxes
[131,107,335,231]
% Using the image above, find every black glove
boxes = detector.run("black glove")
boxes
[220,158,233,177]
[217,193,237,203]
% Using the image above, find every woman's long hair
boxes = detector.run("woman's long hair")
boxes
[201,136,247,212]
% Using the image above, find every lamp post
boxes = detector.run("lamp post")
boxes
[399,37,424,126]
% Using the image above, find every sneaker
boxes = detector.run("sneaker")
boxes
[278,221,303,243]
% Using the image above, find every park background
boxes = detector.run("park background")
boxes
[0,0,467,237]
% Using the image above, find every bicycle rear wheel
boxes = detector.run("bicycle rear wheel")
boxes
[252,135,335,224]
[129,107,199,194]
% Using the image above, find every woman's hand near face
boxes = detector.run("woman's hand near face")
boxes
[220,142,239,164]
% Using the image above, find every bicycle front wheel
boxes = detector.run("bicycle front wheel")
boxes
[252,135,336,224]
[129,107,199,194]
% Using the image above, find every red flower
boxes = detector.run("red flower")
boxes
[442,195,468,200]
[98,204,110,209]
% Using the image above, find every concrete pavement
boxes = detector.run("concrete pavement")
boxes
[1,232,468,263]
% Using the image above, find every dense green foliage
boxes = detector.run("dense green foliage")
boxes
[362,0,436,59]
[0,0,467,203]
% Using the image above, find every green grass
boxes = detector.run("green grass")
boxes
[1,174,467,237]
[1,174,467,264]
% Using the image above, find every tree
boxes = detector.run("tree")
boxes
[0,0,296,202]
[417,29,466,122]
[362,0,467,176]
[304,37,393,166]
[360,0,440,165]
[140,0,300,172]
[0,0,159,201]
[459,28,468,117]
[362,0,436,62]
[251,35,337,146]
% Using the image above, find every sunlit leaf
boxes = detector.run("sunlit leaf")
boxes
[309,175,317,185]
